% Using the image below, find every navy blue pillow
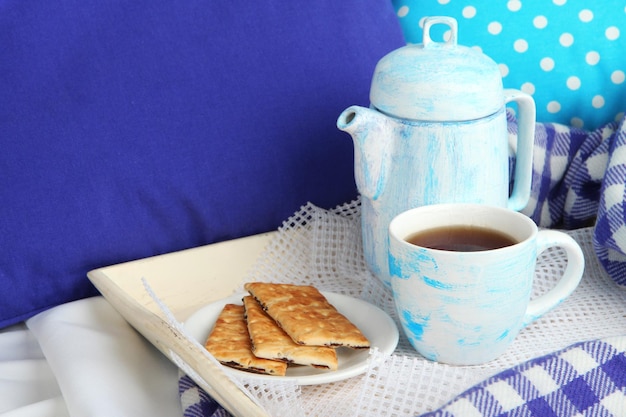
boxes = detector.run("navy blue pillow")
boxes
[0,1,403,327]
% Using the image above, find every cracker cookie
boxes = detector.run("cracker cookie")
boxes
[244,282,370,349]
[243,296,338,370]
[204,303,287,376]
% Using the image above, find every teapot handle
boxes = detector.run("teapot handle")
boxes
[504,89,536,211]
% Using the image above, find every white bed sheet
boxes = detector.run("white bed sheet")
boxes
[0,297,183,417]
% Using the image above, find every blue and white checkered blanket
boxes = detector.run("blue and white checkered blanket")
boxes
[515,112,626,288]
[421,337,626,417]
[179,114,626,416]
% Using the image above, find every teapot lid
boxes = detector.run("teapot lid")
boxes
[370,16,504,122]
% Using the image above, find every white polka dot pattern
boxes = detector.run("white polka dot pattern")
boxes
[392,0,626,129]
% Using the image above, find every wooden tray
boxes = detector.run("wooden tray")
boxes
[87,232,275,417]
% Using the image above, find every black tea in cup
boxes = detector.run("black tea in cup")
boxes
[406,225,518,252]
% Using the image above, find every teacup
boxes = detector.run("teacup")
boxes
[388,203,585,365]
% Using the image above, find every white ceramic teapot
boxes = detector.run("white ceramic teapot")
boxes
[337,16,536,288]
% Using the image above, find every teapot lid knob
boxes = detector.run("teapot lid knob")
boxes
[369,16,504,122]
[422,16,457,48]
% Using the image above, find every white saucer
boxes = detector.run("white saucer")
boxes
[184,291,399,385]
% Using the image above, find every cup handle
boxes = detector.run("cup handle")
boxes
[522,230,585,327]
[504,89,536,212]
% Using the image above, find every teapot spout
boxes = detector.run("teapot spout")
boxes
[337,105,394,200]
[337,105,363,134]
[337,105,384,135]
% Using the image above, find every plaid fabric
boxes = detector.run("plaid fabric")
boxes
[516,112,626,287]
[593,120,626,287]
[179,373,232,417]
[421,337,626,417]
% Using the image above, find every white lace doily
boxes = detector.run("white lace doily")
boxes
[232,200,626,416]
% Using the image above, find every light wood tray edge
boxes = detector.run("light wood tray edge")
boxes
[87,232,276,417]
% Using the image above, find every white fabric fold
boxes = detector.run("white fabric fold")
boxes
[0,398,69,417]
[25,296,183,417]
[0,324,65,416]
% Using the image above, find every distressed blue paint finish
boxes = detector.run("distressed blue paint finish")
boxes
[337,17,535,288]
[388,204,585,365]
[401,309,426,341]
[388,254,404,280]
[392,238,533,364]
[422,276,455,290]
[339,106,517,288]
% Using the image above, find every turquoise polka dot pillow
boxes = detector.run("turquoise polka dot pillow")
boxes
[391,0,626,129]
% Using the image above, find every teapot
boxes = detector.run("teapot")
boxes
[337,16,535,288]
